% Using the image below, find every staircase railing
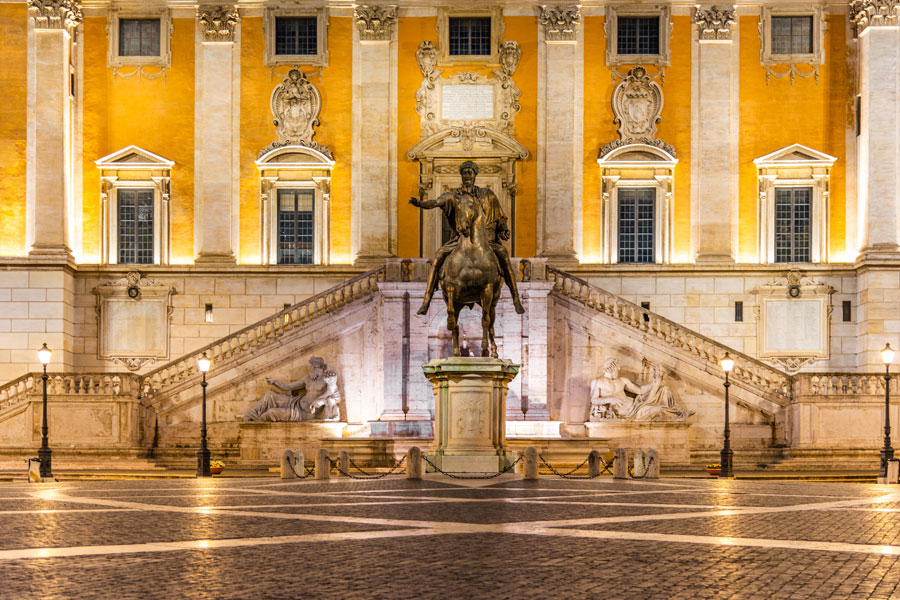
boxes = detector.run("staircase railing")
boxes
[140,266,386,400]
[0,372,141,412]
[795,372,898,397]
[547,266,791,402]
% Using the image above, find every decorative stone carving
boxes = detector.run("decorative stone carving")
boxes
[414,41,522,138]
[243,357,342,422]
[598,137,676,159]
[27,0,82,30]
[754,272,834,364]
[589,357,693,422]
[94,272,175,370]
[850,0,900,36]
[693,5,735,40]
[354,5,396,41]
[259,69,332,159]
[198,6,240,42]
[539,5,582,42]
[613,66,663,142]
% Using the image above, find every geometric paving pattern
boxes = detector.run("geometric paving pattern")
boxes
[2,476,900,599]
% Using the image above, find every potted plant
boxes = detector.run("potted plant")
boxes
[209,460,225,475]
[705,463,721,477]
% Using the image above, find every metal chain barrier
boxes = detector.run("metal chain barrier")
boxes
[628,454,656,480]
[538,455,601,479]
[422,454,522,479]
[330,455,407,480]
[285,458,314,479]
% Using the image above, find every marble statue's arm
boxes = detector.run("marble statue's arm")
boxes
[623,378,650,396]
[267,377,307,393]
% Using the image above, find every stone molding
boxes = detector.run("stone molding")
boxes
[851,0,900,36]
[693,5,735,41]
[539,5,582,42]
[198,6,240,42]
[266,68,328,155]
[605,5,671,67]
[354,5,396,41]
[27,0,82,31]
[754,271,834,363]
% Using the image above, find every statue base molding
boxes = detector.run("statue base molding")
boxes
[239,421,347,465]
[584,421,691,464]
[424,356,519,473]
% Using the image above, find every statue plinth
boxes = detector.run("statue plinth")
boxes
[423,357,519,473]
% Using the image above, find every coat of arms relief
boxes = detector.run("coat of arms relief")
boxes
[600,66,675,159]
[259,68,332,159]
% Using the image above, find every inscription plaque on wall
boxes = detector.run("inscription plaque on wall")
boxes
[441,85,494,120]
[763,299,824,355]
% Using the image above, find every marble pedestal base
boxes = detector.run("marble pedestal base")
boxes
[423,357,519,473]
[239,422,346,465]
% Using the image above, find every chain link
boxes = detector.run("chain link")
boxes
[538,455,602,479]
[422,454,522,479]
[628,454,656,479]
[284,457,314,479]
[330,455,408,479]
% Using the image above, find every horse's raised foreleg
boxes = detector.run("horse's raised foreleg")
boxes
[480,284,495,357]
[445,285,461,357]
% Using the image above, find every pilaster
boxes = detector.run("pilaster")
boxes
[693,5,737,263]
[537,6,582,265]
[26,0,82,260]
[194,6,240,264]
[853,0,900,260]
[352,5,397,265]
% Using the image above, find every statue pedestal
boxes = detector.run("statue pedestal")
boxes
[423,357,519,473]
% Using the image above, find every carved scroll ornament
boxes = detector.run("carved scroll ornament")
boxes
[539,5,582,42]
[198,6,240,42]
[355,5,396,41]
[27,0,82,30]
[850,0,900,35]
[693,5,736,40]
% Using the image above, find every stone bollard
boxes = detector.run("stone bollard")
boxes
[646,449,660,479]
[633,449,647,478]
[613,448,628,479]
[524,446,539,480]
[406,447,423,480]
[281,450,297,479]
[587,449,602,478]
[295,450,305,477]
[338,451,350,477]
[315,448,330,480]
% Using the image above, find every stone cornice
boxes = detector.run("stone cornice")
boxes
[693,5,735,41]
[354,5,396,41]
[27,0,83,31]
[197,5,240,42]
[539,5,581,42]
[850,0,900,35]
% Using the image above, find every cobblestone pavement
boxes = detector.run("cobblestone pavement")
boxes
[2,476,900,599]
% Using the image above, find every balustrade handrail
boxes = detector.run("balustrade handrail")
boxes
[0,372,141,411]
[546,266,792,401]
[139,265,386,398]
[795,371,900,396]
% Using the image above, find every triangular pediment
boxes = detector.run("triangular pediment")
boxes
[407,127,529,161]
[95,145,175,169]
[754,144,836,167]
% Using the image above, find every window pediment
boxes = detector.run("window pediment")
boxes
[95,145,174,170]
[407,126,528,161]
[754,144,836,168]
[597,143,677,168]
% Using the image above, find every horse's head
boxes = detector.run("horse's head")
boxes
[455,194,477,238]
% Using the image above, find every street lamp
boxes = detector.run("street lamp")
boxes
[37,343,53,479]
[720,352,735,479]
[880,343,895,479]
[197,353,211,478]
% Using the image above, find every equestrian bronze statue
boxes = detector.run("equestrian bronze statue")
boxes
[409,161,525,358]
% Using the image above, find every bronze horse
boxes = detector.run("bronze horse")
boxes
[439,190,502,358]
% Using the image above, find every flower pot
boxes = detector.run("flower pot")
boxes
[210,466,224,475]
[706,467,721,477]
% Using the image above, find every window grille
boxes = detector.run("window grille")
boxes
[118,189,154,265]
[617,17,659,55]
[448,17,492,56]
[119,19,160,57]
[774,187,812,263]
[275,17,318,56]
[771,16,812,55]
[618,188,655,263]
[277,189,315,265]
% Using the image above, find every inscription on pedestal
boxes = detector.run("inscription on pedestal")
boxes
[441,85,494,120]
[763,299,822,354]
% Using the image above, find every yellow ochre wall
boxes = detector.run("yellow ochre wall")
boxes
[582,16,693,263]
[396,16,539,258]
[81,17,195,263]
[0,3,28,256]
[738,14,848,262]
[239,16,353,264]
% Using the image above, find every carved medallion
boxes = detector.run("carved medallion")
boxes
[270,69,322,146]
[612,66,663,142]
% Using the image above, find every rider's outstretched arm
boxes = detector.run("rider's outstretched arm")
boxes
[410,192,451,210]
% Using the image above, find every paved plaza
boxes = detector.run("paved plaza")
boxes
[1,475,900,599]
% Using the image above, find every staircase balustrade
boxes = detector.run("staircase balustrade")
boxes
[795,373,900,397]
[0,372,140,412]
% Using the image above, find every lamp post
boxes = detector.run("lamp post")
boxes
[720,352,734,479]
[197,353,211,478]
[880,343,895,480]
[37,343,53,479]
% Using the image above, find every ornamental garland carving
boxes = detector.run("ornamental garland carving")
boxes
[539,5,582,42]
[850,0,900,36]
[414,40,522,138]
[259,69,332,159]
[198,6,240,42]
[354,5,396,41]
[27,0,82,30]
[693,5,736,40]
